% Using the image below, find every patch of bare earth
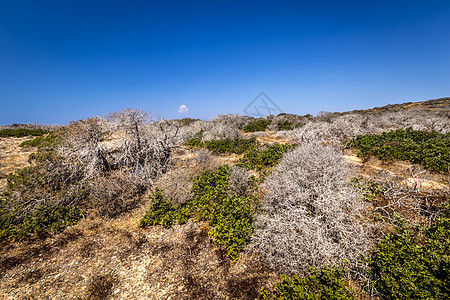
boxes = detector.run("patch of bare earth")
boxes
[343,149,449,190]
[0,137,36,190]
[0,203,277,299]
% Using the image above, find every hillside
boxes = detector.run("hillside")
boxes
[0,100,449,299]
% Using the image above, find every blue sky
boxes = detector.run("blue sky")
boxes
[0,0,449,124]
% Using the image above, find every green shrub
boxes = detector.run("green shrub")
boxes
[0,205,84,241]
[0,128,49,137]
[348,128,449,172]
[140,188,176,229]
[369,211,450,299]
[204,137,258,154]
[244,118,272,132]
[237,143,297,172]
[185,130,204,148]
[277,120,293,131]
[185,133,259,154]
[260,266,357,300]
[179,118,200,126]
[140,166,259,261]
[19,132,61,148]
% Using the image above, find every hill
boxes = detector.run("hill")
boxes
[0,100,449,299]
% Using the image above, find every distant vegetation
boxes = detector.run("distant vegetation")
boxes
[185,134,296,173]
[19,132,60,148]
[237,143,296,172]
[0,128,49,137]
[244,118,272,132]
[186,132,259,154]
[348,128,450,172]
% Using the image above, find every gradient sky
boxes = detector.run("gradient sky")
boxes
[1,0,449,124]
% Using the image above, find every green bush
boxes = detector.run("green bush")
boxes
[0,128,49,137]
[140,188,176,229]
[369,210,450,299]
[260,266,357,300]
[185,133,259,154]
[140,166,259,261]
[0,205,84,241]
[204,137,258,154]
[237,143,297,172]
[277,120,293,131]
[185,130,204,148]
[348,128,449,172]
[19,132,61,148]
[244,118,272,132]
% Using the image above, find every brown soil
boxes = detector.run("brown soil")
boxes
[343,149,449,190]
[0,137,36,190]
[0,205,277,299]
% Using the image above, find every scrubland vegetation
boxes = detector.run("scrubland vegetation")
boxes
[0,98,449,299]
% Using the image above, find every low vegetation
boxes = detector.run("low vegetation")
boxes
[237,143,296,172]
[140,165,259,261]
[1,99,449,299]
[369,206,450,299]
[18,132,60,148]
[186,132,259,154]
[0,204,84,241]
[261,266,357,300]
[348,128,449,172]
[244,118,272,132]
[0,128,49,137]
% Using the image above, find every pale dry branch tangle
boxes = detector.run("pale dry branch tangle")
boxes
[252,144,371,276]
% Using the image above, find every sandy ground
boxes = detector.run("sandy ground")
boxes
[343,149,449,190]
[0,137,36,190]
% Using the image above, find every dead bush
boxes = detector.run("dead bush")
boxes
[155,148,219,206]
[276,108,449,147]
[86,270,118,300]
[228,166,253,197]
[203,123,242,141]
[366,168,450,225]
[155,168,194,206]
[88,170,143,217]
[252,143,371,275]
[1,109,181,240]
[211,114,252,130]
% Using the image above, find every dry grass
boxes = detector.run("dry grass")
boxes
[0,137,36,189]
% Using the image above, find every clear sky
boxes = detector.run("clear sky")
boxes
[1,0,449,124]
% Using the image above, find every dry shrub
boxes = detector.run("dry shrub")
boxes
[88,170,143,217]
[211,114,252,130]
[86,270,118,300]
[368,168,450,225]
[203,123,242,141]
[228,166,253,197]
[252,143,371,275]
[155,148,219,206]
[155,169,194,206]
[276,108,449,147]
